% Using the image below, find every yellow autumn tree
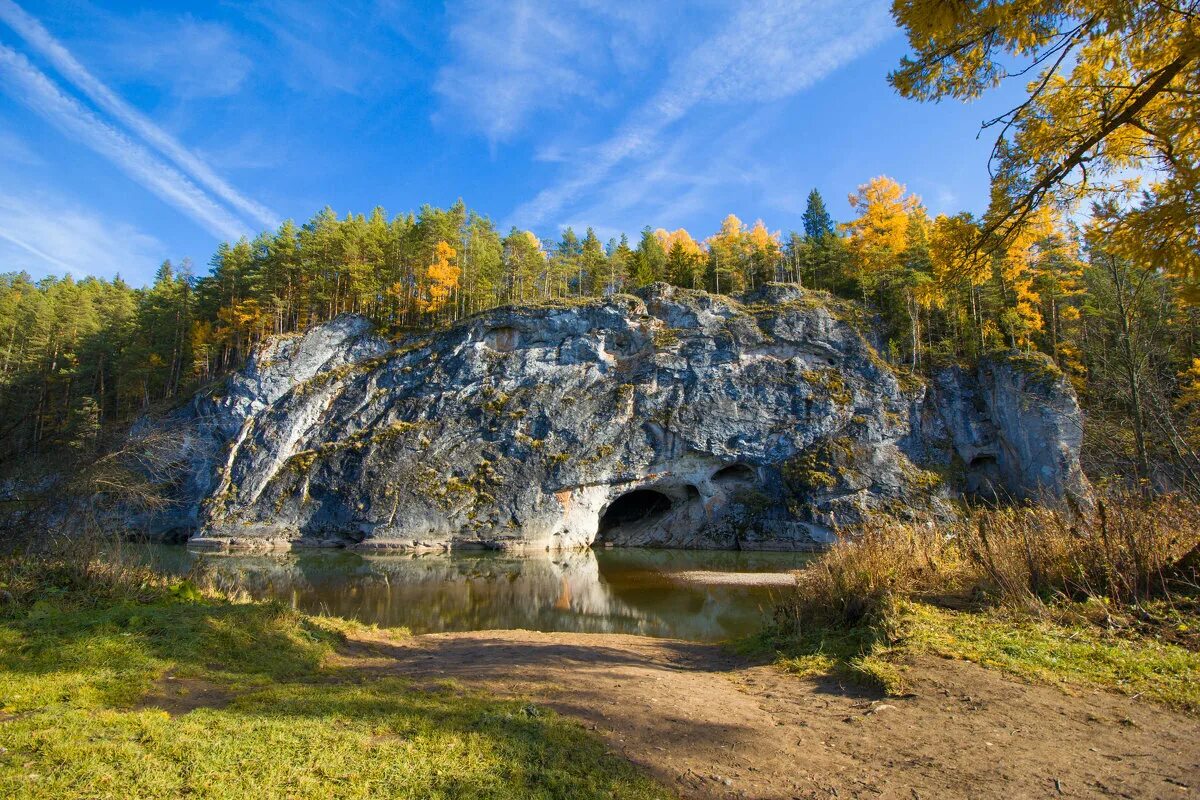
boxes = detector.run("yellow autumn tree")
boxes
[746,219,782,286]
[706,215,750,293]
[656,228,706,289]
[654,228,703,258]
[996,208,1057,347]
[930,213,991,354]
[214,298,268,363]
[843,176,922,293]
[1030,219,1086,373]
[890,1,1200,291]
[189,319,217,382]
[419,240,460,316]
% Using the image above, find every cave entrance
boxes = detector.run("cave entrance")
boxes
[965,454,1001,501]
[597,489,672,540]
[712,463,756,484]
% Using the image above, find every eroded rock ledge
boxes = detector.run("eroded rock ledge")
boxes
[167,283,1088,552]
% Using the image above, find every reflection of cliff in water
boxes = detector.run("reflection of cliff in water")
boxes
[157,547,806,641]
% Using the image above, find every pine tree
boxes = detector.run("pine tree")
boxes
[802,189,834,241]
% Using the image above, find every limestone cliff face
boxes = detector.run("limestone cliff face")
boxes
[178,284,1089,552]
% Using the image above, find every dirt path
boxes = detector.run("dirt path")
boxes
[343,629,1200,799]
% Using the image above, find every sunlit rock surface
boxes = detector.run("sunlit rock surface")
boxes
[166,283,1088,552]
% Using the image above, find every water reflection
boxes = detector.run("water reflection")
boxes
[139,546,812,642]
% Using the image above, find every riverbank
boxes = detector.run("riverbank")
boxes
[0,558,668,799]
[2,555,1198,798]
[352,625,1200,799]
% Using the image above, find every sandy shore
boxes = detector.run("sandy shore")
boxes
[668,570,797,586]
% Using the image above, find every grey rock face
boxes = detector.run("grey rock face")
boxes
[930,352,1090,505]
[180,284,1089,552]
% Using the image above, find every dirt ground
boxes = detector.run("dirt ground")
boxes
[341,629,1200,800]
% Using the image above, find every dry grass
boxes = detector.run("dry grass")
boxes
[0,540,180,610]
[777,494,1200,640]
[777,519,966,634]
[768,493,1200,703]
[961,496,1199,608]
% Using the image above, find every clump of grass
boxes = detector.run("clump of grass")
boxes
[0,543,177,610]
[775,518,966,635]
[960,495,1200,608]
[769,493,1200,705]
[902,601,1200,713]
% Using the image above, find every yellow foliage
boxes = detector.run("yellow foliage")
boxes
[419,240,461,314]
[706,214,747,256]
[843,176,922,280]
[215,299,267,341]
[1176,359,1200,413]
[654,228,704,258]
[891,1,1200,295]
[747,219,781,256]
[930,213,989,292]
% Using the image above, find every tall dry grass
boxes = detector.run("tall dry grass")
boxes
[776,493,1200,638]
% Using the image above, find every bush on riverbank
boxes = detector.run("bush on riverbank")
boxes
[770,494,1200,709]
[0,554,670,799]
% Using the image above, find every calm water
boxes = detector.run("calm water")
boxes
[135,546,812,642]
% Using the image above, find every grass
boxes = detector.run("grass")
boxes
[902,601,1200,712]
[764,493,1200,711]
[0,553,672,800]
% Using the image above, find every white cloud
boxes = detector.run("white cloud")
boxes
[239,0,424,96]
[102,15,253,99]
[0,45,251,240]
[435,0,666,143]
[558,106,782,235]
[0,0,278,229]
[0,125,41,165]
[0,189,163,280]
[511,0,894,227]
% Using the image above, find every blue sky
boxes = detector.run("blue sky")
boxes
[0,0,1024,287]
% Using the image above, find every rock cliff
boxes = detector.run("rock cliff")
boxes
[168,283,1088,552]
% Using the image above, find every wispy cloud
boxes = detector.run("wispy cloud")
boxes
[0,189,162,279]
[561,106,785,234]
[101,14,253,99]
[0,125,41,165]
[435,0,664,143]
[238,0,425,96]
[0,45,251,240]
[0,0,278,229]
[510,0,894,227]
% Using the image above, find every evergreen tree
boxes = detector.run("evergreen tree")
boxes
[631,228,666,288]
[801,189,835,241]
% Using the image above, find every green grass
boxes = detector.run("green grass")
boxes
[753,622,907,695]
[902,601,1200,713]
[0,580,671,799]
[762,599,1200,713]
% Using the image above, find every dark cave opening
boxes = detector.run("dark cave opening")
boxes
[597,489,673,538]
[712,463,756,484]
[965,454,1001,499]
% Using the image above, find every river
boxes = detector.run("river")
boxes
[134,545,812,642]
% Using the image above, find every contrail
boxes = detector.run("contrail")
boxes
[0,227,75,272]
[0,0,279,230]
[0,46,251,241]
